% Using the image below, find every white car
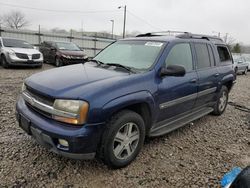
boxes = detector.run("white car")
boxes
[0,37,43,68]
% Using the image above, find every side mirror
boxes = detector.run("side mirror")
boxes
[160,65,186,77]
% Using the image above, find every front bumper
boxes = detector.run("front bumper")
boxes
[6,54,43,66]
[16,97,105,160]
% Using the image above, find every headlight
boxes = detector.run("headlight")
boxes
[21,83,26,92]
[7,51,16,56]
[62,54,71,59]
[53,99,89,125]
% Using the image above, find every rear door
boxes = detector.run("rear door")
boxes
[157,42,198,122]
[193,42,219,108]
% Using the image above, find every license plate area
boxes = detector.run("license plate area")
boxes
[19,114,31,134]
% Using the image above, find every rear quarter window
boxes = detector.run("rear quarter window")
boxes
[217,46,232,64]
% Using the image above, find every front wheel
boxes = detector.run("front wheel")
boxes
[55,57,62,67]
[1,56,9,68]
[98,110,145,169]
[243,68,248,75]
[212,86,229,115]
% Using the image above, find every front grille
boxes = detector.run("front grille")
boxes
[26,87,54,106]
[15,53,28,59]
[32,54,40,60]
[26,102,52,118]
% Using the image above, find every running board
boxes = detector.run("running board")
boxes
[149,107,214,137]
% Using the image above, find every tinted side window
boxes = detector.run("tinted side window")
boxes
[195,43,211,69]
[207,45,215,66]
[217,46,231,62]
[165,43,193,72]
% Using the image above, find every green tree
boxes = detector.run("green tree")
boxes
[232,43,241,53]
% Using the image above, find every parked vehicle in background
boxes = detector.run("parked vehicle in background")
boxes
[0,37,43,68]
[242,54,250,71]
[39,41,88,67]
[16,32,236,168]
[232,54,248,74]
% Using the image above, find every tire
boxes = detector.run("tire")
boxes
[36,64,43,69]
[243,68,248,75]
[55,56,62,67]
[1,55,9,68]
[212,86,229,116]
[234,67,238,74]
[98,110,145,169]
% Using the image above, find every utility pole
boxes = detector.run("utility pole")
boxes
[118,5,127,38]
[110,20,114,39]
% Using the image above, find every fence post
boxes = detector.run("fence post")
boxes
[38,25,41,44]
[94,32,97,56]
[70,29,73,42]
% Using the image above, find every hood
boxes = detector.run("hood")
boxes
[25,63,129,99]
[58,50,85,56]
[4,47,40,54]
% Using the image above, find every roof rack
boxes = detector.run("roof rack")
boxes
[176,33,223,42]
[136,31,223,42]
[136,30,189,37]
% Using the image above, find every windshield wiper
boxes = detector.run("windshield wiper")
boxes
[106,63,135,73]
[89,59,104,65]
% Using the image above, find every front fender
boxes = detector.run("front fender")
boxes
[101,91,156,122]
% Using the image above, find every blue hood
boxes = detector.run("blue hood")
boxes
[25,63,130,99]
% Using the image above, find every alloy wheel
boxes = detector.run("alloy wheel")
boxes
[113,122,140,160]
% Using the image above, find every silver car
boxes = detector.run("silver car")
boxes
[232,54,248,74]
[242,54,250,71]
[0,37,43,68]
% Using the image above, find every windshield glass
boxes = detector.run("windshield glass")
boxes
[56,42,81,51]
[94,40,165,70]
[2,38,33,49]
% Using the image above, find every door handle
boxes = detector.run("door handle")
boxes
[190,78,197,83]
[214,73,220,77]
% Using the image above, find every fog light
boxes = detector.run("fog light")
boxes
[58,139,69,147]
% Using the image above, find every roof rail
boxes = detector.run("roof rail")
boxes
[136,30,190,37]
[136,31,223,42]
[176,33,223,42]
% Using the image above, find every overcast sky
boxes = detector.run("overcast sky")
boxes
[0,0,250,44]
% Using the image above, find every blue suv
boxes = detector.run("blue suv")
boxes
[16,32,236,168]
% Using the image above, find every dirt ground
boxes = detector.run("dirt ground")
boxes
[0,64,249,188]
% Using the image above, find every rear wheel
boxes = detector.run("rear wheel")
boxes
[212,86,228,115]
[98,110,145,169]
[234,67,238,74]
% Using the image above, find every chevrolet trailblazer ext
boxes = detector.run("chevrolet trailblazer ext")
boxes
[16,32,236,168]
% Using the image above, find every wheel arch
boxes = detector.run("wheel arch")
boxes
[102,91,156,135]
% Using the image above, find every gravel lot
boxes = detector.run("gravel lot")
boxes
[0,64,249,188]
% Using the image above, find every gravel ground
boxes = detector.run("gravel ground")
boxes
[0,64,249,188]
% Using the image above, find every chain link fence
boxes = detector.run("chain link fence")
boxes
[0,27,116,57]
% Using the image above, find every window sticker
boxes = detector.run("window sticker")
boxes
[145,42,163,47]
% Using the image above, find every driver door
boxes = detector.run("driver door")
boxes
[156,42,198,122]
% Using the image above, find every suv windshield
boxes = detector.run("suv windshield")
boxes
[94,40,165,71]
[56,42,81,51]
[2,38,33,49]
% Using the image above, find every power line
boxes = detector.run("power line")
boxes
[127,10,165,31]
[0,2,120,14]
